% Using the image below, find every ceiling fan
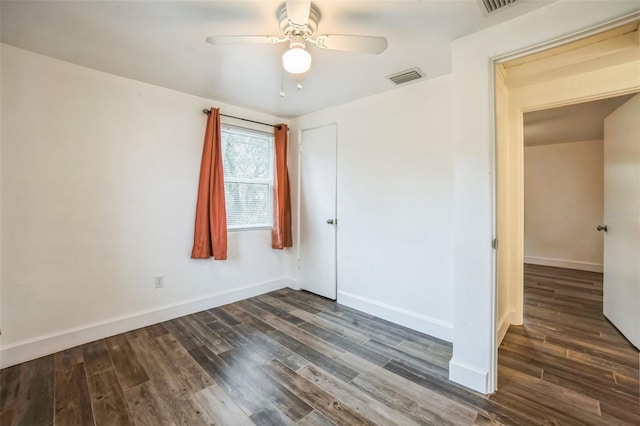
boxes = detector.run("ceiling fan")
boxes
[205,0,388,75]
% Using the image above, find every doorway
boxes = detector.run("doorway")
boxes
[492,20,640,423]
[494,15,640,390]
[298,124,338,300]
[495,20,640,343]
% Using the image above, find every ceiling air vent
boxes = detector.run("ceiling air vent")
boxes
[481,0,518,14]
[387,68,424,85]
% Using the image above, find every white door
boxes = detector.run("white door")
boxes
[603,93,640,349]
[299,124,337,299]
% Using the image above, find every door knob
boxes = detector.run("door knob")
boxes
[326,219,334,225]
[597,225,608,232]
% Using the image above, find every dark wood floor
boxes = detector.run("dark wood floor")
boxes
[1,270,638,425]
[493,264,640,425]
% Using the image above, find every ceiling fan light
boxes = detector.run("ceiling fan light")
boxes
[282,47,311,74]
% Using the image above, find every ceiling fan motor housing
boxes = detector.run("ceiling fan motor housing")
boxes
[289,36,306,49]
[277,3,320,38]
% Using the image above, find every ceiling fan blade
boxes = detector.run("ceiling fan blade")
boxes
[205,35,283,45]
[315,35,388,54]
[285,0,311,26]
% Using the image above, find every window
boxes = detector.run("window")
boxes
[221,126,274,230]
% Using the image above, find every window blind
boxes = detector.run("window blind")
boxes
[221,126,274,229]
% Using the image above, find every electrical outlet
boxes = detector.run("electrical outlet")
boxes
[155,276,164,289]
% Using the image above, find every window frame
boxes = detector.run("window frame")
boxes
[220,124,275,232]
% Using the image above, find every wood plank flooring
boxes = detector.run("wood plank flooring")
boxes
[492,264,640,425]
[1,271,638,425]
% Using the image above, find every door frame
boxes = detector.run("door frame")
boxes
[490,13,640,392]
[297,123,339,299]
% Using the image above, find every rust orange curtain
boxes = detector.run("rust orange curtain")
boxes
[191,108,227,260]
[272,124,292,249]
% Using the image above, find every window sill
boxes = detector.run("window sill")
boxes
[228,226,272,233]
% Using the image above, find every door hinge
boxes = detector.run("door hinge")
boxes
[492,238,498,249]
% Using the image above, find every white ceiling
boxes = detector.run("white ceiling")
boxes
[523,94,636,146]
[1,0,553,118]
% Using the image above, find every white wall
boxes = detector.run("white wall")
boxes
[524,139,604,271]
[0,44,294,367]
[290,75,455,341]
[450,0,639,392]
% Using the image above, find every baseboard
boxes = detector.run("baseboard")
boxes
[0,277,295,368]
[449,358,489,393]
[524,256,603,273]
[337,291,453,342]
[497,309,516,346]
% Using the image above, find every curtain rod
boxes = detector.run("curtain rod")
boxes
[202,109,282,130]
